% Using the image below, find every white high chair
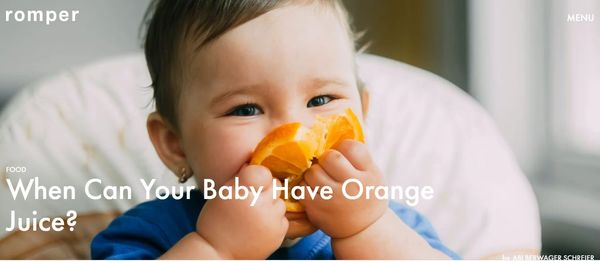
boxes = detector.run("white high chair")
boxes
[0,53,540,259]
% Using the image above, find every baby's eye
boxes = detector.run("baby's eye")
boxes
[227,104,263,117]
[307,95,333,108]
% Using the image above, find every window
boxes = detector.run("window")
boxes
[552,0,600,157]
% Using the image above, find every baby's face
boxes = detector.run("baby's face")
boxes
[178,4,363,238]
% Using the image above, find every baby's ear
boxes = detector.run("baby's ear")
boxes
[146,112,187,175]
[360,86,370,120]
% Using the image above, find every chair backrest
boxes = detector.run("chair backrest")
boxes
[0,53,540,259]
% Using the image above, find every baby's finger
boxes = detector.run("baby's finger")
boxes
[297,181,311,207]
[238,164,273,188]
[274,198,286,215]
[333,140,373,171]
[304,163,338,187]
[317,149,358,182]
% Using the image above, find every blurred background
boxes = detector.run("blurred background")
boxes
[0,0,598,257]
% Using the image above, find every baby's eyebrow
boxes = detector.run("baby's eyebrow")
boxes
[307,77,351,90]
[209,84,260,107]
[209,77,351,107]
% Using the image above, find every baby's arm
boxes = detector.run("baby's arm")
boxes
[162,165,288,259]
[332,208,450,259]
[300,140,456,259]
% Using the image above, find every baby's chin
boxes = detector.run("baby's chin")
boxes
[285,211,317,239]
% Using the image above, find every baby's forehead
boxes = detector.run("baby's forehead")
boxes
[178,4,356,88]
[177,2,353,60]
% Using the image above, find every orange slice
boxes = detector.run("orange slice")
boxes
[250,123,319,177]
[250,108,365,212]
[318,108,365,156]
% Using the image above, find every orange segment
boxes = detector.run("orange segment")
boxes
[318,108,365,155]
[250,108,365,212]
[260,155,303,180]
[272,142,312,170]
[250,122,318,169]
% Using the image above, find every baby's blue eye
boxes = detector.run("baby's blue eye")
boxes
[307,95,333,108]
[228,104,262,117]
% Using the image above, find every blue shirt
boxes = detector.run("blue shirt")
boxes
[91,190,460,259]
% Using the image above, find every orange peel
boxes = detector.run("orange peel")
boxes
[250,108,365,212]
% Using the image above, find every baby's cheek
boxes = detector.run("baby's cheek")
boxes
[194,130,258,186]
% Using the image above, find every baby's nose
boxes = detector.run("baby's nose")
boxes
[272,109,316,128]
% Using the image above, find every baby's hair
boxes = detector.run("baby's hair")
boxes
[142,0,365,129]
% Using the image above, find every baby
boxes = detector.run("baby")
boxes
[91,0,459,259]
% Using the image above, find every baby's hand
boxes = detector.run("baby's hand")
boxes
[196,165,288,259]
[300,140,388,239]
